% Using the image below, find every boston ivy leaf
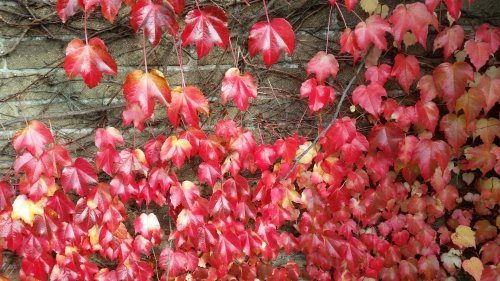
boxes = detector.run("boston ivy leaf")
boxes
[182,6,229,58]
[439,113,470,152]
[352,83,387,117]
[168,0,185,15]
[168,86,210,129]
[248,18,295,68]
[12,120,54,157]
[198,162,222,187]
[455,88,486,124]
[365,64,391,85]
[475,23,500,53]
[415,101,439,133]
[368,122,404,157]
[353,15,391,50]
[391,53,420,94]
[476,76,500,114]
[451,225,476,248]
[100,0,122,23]
[413,138,450,181]
[389,2,438,49]
[221,68,257,112]
[123,69,171,116]
[340,28,362,63]
[462,257,483,281]
[133,213,163,243]
[473,118,500,146]
[64,37,117,88]
[463,144,496,175]
[130,0,179,45]
[61,158,98,196]
[300,78,335,114]
[432,62,473,111]
[443,0,463,20]
[95,127,123,149]
[433,25,465,59]
[465,39,493,70]
[160,135,192,168]
[306,51,339,84]
[57,0,79,22]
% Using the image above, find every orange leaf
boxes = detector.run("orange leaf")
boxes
[167,86,209,129]
[462,257,483,281]
[451,225,476,248]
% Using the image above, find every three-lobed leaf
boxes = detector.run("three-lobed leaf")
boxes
[64,38,117,88]
[248,18,295,68]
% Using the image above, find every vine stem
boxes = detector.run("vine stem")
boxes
[280,61,365,182]
[142,32,148,72]
[326,5,333,53]
[262,0,270,23]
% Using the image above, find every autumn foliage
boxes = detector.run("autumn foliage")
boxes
[1,0,499,280]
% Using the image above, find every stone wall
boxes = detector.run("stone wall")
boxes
[1,0,498,174]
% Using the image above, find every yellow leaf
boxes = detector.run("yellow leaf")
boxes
[462,257,483,281]
[451,225,476,248]
[11,195,44,226]
[360,0,379,14]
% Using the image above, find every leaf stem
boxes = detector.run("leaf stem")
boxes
[280,61,365,182]
[262,0,270,23]
[174,37,186,88]
[142,32,149,73]
[335,3,348,29]
[84,11,88,44]
[194,0,201,11]
[228,38,238,68]
[326,5,333,53]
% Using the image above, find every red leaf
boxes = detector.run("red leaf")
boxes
[57,0,79,22]
[340,28,362,63]
[0,181,14,210]
[344,0,358,12]
[417,74,441,102]
[159,248,198,276]
[352,83,387,117]
[439,114,470,152]
[306,51,339,83]
[229,130,256,157]
[365,64,391,85]
[182,6,229,58]
[432,62,473,111]
[433,25,465,59]
[476,76,500,114]
[61,158,98,196]
[198,162,222,187]
[300,78,336,113]
[12,120,54,157]
[254,144,277,171]
[465,39,493,70]
[160,135,192,168]
[415,100,439,133]
[325,117,357,152]
[168,0,185,15]
[389,2,438,49]
[100,0,122,22]
[130,0,179,45]
[123,69,171,116]
[133,213,163,243]
[167,86,209,129]
[215,230,242,265]
[475,23,500,53]
[353,15,391,50]
[443,0,463,20]
[96,146,120,176]
[64,38,117,88]
[391,54,420,94]
[95,127,123,148]
[248,18,295,68]
[463,144,496,175]
[122,102,151,131]
[413,139,450,180]
[170,181,200,209]
[221,68,257,112]
[455,88,486,124]
[368,123,405,157]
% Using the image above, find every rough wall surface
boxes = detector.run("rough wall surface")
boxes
[0,0,498,174]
